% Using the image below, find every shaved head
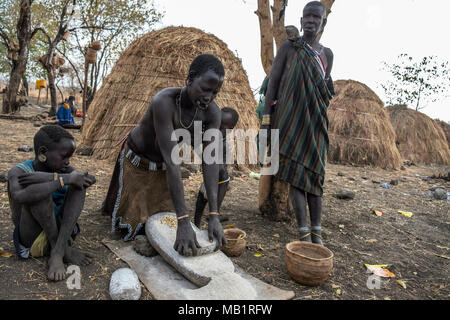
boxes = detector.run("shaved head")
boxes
[304,1,326,17]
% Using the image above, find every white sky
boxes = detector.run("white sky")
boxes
[154,0,450,122]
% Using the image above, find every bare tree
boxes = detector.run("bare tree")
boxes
[0,0,38,113]
[256,0,335,76]
[34,0,76,116]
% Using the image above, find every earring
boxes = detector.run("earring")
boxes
[38,154,47,162]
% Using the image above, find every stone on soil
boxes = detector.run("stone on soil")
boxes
[109,268,141,300]
[336,189,355,200]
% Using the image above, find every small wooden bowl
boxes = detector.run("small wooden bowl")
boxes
[285,241,334,286]
[221,228,247,257]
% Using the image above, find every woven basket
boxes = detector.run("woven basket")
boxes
[221,228,247,257]
[52,55,65,67]
[86,47,97,64]
[285,241,333,286]
[90,41,102,51]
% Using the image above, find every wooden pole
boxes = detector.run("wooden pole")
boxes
[82,61,89,128]
[37,88,41,105]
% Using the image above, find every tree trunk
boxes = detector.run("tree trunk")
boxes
[2,0,34,114]
[271,0,287,51]
[316,0,335,42]
[46,65,57,116]
[255,0,274,76]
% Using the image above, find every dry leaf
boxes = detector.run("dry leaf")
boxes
[372,209,384,217]
[331,284,340,289]
[365,239,377,243]
[396,280,407,289]
[398,210,413,217]
[365,264,396,278]
[224,224,235,228]
[273,234,280,238]
[335,289,341,296]
[0,251,13,258]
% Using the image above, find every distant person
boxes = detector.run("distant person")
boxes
[260,1,335,245]
[67,96,77,117]
[56,100,75,126]
[194,107,239,227]
[7,125,96,281]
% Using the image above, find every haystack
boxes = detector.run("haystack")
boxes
[387,105,450,165]
[81,26,259,163]
[435,119,450,149]
[327,80,402,169]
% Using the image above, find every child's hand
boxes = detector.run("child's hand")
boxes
[69,170,95,189]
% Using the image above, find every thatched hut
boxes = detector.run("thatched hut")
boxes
[387,105,450,165]
[435,119,450,149]
[81,26,259,163]
[327,80,402,169]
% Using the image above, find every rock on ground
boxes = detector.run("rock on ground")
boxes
[336,189,355,200]
[109,268,142,300]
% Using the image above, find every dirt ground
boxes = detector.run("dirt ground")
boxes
[0,105,448,300]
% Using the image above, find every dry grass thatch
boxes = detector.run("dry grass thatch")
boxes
[327,80,402,169]
[81,26,259,163]
[387,105,450,165]
[435,119,450,149]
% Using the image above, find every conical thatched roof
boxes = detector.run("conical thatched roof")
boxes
[435,119,450,149]
[81,26,259,162]
[327,80,402,169]
[387,105,450,165]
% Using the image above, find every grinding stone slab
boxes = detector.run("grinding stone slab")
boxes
[145,212,235,287]
[103,239,295,300]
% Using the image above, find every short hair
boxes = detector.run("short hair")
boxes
[304,1,326,16]
[285,25,300,39]
[68,96,75,101]
[34,125,74,155]
[187,54,225,82]
[221,107,239,128]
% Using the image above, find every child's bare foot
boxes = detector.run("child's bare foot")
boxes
[47,253,66,281]
[64,246,93,266]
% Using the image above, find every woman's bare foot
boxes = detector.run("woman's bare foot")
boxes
[64,246,93,266]
[47,252,66,281]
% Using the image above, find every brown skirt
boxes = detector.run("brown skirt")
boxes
[111,142,174,241]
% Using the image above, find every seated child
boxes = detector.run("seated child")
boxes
[7,125,96,281]
[56,100,75,126]
[194,107,239,227]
